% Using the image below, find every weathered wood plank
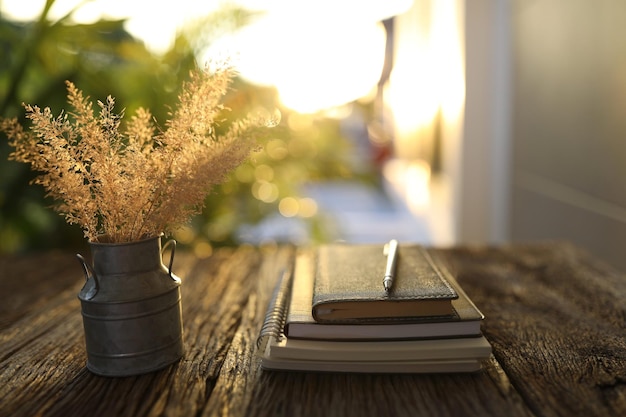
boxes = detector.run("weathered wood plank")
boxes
[203,245,295,417]
[0,284,87,416]
[0,249,199,417]
[30,247,264,417]
[1,242,625,417]
[0,252,81,330]
[244,353,535,417]
[440,242,626,417]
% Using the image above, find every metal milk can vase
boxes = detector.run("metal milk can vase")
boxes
[77,235,184,377]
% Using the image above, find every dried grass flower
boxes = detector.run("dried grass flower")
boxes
[1,62,279,243]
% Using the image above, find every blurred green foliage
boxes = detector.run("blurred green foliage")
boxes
[0,1,368,254]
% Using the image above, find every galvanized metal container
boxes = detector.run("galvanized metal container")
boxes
[77,235,184,377]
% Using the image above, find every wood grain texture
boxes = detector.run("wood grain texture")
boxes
[0,252,80,330]
[0,242,624,417]
[438,242,626,417]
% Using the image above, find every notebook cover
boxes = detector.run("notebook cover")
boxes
[286,249,483,340]
[312,243,458,322]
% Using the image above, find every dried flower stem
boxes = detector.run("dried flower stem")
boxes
[2,62,279,243]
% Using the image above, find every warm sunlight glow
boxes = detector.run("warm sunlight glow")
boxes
[276,196,318,218]
[386,0,464,158]
[205,1,414,113]
[4,0,414,113]
[384,159,431,212]
[208,7,392,114]
[431,1,465,120]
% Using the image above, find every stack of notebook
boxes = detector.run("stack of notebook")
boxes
[257,242,492,373]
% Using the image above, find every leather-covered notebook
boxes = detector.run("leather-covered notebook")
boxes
[312,243,458,322]
[285,250,483,340]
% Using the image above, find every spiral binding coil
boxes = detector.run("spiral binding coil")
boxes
[256,267,293,351]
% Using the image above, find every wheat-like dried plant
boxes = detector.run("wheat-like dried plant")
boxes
[1,63,279,243]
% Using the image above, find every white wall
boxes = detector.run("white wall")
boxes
[510,0,626,270]
[457,0,512,244]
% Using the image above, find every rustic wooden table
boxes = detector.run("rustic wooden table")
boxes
[1,242,625,417]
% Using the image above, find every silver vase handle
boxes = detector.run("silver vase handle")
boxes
[161,239,177,279]
[76,253,99,299]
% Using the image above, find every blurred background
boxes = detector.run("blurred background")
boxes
[2,0,626,271]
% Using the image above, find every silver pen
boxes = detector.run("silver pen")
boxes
[383,239,399,293]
